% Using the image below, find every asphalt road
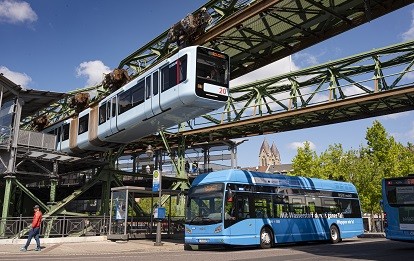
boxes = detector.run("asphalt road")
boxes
[1,238,413,261]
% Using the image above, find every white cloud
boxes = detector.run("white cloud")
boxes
[76,60,111,87]
[0,0,37,24]
[288,141,316,150]
[402,8,414,41]
[293,52,319,68]
[0,66,32,87]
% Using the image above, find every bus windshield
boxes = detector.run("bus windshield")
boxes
[384,178,414,206]
[186,183,224,225]
[382,176,414,240]
[196,48,229,86]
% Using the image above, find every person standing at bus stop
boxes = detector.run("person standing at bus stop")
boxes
[20,205,42,252]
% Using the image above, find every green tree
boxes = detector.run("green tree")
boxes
[318,144,347,181]
[290,141,319,177]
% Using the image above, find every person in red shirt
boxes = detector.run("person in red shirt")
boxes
[20,205,43,252]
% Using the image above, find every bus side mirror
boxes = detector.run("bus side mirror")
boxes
[226,190,233,201]
[380,200,383,209]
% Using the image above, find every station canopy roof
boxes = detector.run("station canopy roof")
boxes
[0,74,67,119]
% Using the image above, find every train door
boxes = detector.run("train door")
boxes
[151,71,162,115]
[109,96,119,134]
[144,75,154,119]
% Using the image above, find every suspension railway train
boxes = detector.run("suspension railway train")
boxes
[44,45,230,154]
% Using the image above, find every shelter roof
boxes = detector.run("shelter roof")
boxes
[0,74,67,119]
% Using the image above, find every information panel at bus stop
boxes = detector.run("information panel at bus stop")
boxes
[152,170,160,192]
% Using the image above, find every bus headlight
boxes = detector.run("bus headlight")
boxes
[214,225,222,233]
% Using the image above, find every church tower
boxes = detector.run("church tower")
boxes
[259,138,281,167]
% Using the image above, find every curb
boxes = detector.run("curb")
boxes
[357,233,385,238]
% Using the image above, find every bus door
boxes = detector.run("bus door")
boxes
[144,75,154,119]
[306,197,325,240]
[109,96,119,135]
[151,71,162,115]
[231,194,255,241]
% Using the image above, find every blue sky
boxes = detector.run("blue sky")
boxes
[1,0,413,167]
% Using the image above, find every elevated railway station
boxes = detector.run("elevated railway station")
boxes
[1,0,414,240]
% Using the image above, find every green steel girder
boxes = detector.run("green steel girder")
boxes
[215,40,414,125]
[43,166,107,217]
[20,0,413,128]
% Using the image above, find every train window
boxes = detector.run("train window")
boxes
[196,52,228,85]
[161,65,169,92]
[106,101,111,120]
[168,63,177,89]
[145,76,151,99]
[99,104,107,125]
[78,114,89,134]
[118,90,132,114]
[62,123,70,141]
[131,80,145,107]
[178,55,187,83]
[153,71,159,95]
[111,97,117,117]
[57,127,61,143]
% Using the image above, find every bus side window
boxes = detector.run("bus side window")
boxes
[254,195,272,218]
[289,197,305,214]
[236,196,250,219]
[306,197,322,214]
[322,199,340,213]
[273,194,287,217]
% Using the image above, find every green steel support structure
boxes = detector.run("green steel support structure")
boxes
[0,176,14,237]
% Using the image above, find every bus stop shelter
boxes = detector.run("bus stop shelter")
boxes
[108,186,185,240]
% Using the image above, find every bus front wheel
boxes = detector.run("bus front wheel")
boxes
[259,227,273,249]
[329,225,340,244]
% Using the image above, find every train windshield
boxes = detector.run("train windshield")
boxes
[196,47,229,86]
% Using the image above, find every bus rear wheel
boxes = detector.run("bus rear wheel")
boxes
[259,227,273,249]
[329,225,340,244]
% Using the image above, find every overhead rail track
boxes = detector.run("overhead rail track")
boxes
[22,0,413,126]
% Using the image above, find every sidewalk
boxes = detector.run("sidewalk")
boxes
[0,236,184,255]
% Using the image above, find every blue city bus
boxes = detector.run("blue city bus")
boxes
[381,175,414,242]
[185,169,364,249]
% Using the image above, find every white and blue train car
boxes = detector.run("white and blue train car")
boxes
[44,45,230,154]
